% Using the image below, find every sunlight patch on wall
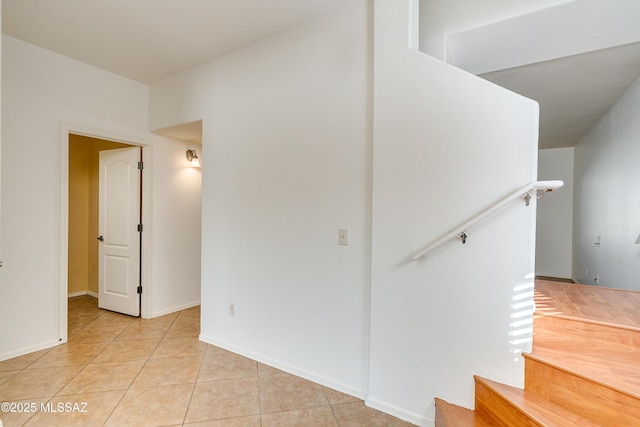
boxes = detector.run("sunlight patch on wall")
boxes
[509,277,535,362]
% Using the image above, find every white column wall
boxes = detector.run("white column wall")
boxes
[151,1,372,396]
[150,1,540,424]
[368,1,539,424]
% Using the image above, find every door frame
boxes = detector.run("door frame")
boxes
[58,123,153,343]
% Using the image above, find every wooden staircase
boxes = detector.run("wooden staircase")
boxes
[435,279,640,426]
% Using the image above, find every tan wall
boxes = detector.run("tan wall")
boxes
[68,134,131,295]
[68,138,90,295]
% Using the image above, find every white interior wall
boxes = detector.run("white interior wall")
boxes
[150,0,372,397]
[0,4,3,261]
[443,0,640,76]
[536,148,574,279]
[368,1,539,425]
[418,0,574,62]
[573,75,640,290]
[149,138,202,316]
[0,35,201,360]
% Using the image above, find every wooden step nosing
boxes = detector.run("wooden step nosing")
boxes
[524,352,640,400]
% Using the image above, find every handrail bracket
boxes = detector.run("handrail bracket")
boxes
[412,180,564,260]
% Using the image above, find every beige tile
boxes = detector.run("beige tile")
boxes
[184,378,260,423]
[67,324,87,337]
[86,312,135,329]
[57,360,145,395]
[332,401,415,426]
[0,349,51,372]
[131,355,202,389]
[115,322,171,341]
[0,371,18,386]
[68,312,102,329]
[197,349,257,382]
[67,325,127,344]
[105,383,194,427]
[259,372,328,414]
[203,344,229,357]
[27,342,109,369]
[151,336,207,359]
[0,397,49,427]
[261,406,339,426]
[178,306,201,320]
[258,362,284,377]
[92,339,160,363]
[23,390,125,427]
[184,416,261,426]
[165,318,200,338]
[0,366,83,401]
[133,311,179,325]
[322,386,361,405]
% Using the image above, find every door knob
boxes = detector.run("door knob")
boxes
[97,236,104,241]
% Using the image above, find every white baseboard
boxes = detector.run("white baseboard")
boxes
[199,334,367,401]
[365,396,433,427]
[0,339,61,363]
[68,291,87,298]
[67,290,98,298]
[148,300,200,319]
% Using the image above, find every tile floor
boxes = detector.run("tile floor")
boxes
[0,296,414,426]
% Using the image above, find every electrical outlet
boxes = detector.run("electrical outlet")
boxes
[594,275,599,285]
[229,303,236,317]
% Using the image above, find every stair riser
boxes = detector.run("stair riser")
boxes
[534,315,640,347]
[525,357,640,426]
[533,331,640,362]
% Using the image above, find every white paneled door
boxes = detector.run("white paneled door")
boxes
[98,147,142,316]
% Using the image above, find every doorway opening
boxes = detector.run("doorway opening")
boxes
[68,135,135,301]
[59,125,151,344]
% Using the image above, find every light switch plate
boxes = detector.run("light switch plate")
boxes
[338,229,348,245]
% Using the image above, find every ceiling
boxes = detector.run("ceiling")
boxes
[4,1,639,149]
[2,0,360,84]
[480,42,640,149]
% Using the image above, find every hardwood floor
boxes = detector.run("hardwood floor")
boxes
[534,279,640,330]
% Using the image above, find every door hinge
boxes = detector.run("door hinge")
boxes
[138,161,144,170]
[137,285,143,294]
[137,224,143,232]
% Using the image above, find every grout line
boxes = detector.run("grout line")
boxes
[257,361,263,426]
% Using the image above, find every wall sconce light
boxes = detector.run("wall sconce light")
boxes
[186,149,201,168]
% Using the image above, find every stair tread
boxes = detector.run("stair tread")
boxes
[525,350,640,399]
[435,398,492,427]
[475,376,598,426]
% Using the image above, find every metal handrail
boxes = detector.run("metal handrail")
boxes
[411,180,563,260]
